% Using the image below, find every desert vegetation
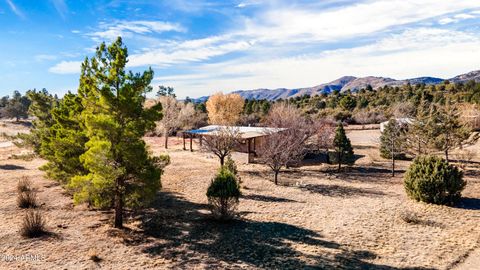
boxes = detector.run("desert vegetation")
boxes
[1,38,479,269]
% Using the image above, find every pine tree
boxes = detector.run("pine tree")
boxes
[406,99,433,156]
[1,91,30,121]
[431,101,471,162]
[333,122,354,172]
[68,37,165,228]
[39,92,88,184]
[10,89,57,152]
[380,119,406,176]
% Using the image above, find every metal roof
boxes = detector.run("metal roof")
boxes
[185,125,286,139]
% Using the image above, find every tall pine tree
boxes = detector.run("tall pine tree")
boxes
[69,37,164,228]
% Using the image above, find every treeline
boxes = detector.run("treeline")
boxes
[192,80,480,126]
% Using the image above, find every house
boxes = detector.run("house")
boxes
[380,118,414,132]
[182,125,286,163]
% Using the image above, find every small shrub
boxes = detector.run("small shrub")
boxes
[9,153,36,161]
[223,155,242,184]
[17,190,38,209]
[404,155,465,205]
[17,176,32,193]
[399,210,422,224]
[206,168,241,220]
[20,210,47,238]
[88,248,102,262]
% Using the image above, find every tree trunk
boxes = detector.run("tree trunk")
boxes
[391,140,395,177]
[337,151,342,172]
[391,154,395,177]
[325,147,330,164]
[274,171,279,185]
[220,156,225,167]
[164,130,169,149]
[114,178,124,228]
[445,149,449,163]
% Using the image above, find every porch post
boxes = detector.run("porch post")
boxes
[183,132,186,150]
[190,133,193,152]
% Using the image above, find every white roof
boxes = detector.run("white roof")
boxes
[186,125,286,139]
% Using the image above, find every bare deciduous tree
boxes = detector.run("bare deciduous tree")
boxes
[156,96,195,149]
[202,127,241,166]
[258,103,314,184]
[314,120,335,163]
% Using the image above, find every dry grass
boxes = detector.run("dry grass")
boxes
[17,176,32,193]
[87,248,102,262]
[16,177,37,209]
[20,210,47,238]
[17,190,38,209]
[0,124,479,269]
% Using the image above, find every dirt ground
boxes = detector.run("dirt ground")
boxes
[0,122,479,269]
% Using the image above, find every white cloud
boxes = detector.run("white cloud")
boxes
[48,60,82,74]
[87,20,185,41]
[160,28,480,98]
[35,54,57,61]
[128,38,252,67]
[438,12,477,24]
[240,0,480,43]
[51,0,68,19]
[6,0,25,19]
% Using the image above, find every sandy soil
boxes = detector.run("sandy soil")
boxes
[0,122,479,269]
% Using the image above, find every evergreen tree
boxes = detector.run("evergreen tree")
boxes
[1,91,30,121]
[40,92,88,184]
[10,89,57,152]
[339,95,356,111]
[68,37,165,228]
[380,119,406,176]
[406,99,434,156]
[333,122,354,172]
[157,85,176,98]
[431,101,471,162]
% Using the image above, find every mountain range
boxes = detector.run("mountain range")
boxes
[193,69,480,102]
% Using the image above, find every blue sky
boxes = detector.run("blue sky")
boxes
[1,0,480,98]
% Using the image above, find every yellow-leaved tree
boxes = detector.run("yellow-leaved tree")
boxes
[206,93,244,125]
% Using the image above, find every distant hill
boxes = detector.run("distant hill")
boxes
[193,69,480,102]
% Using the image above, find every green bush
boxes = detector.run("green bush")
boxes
[222,155,242,184]
[404,155,465,205]
[206,168,241,220]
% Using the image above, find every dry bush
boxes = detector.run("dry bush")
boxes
[9,153,36,161]
[20,210,47,238]
[17,190,38,209]
[17,176,32,193]
[399,210,441,227]
[17,177,37,209]
[399,210,422,225]
[88,248,102,262]
[353,109,388,126]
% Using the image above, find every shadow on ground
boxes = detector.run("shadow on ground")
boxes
[300,184,385,197]
[0,164,26,170]
[455,197,480,210]
[117,192,433,269]
[242,194,300,203]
